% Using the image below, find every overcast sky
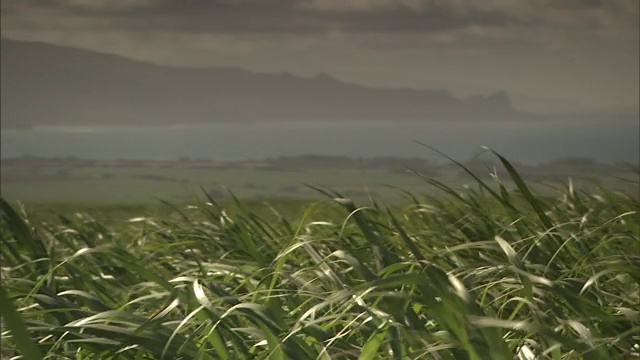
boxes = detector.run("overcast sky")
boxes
[2,0,639,109]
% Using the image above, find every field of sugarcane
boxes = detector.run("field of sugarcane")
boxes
[1,153,639,359]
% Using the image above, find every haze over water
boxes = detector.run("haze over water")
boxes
[2,118,638,165]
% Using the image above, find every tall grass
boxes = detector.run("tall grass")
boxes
[1,154,639,359]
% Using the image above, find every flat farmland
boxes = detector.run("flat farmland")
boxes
[0,166,443,204]
[2,156,637,204]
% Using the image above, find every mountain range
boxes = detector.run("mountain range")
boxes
[1,38,538,129]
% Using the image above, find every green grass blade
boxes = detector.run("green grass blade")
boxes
[0,285,44,360]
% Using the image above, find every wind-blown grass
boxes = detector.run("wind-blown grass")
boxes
[1,154,639,359]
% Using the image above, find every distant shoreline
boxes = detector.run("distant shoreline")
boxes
[2,111,637,132]
[2,153,637,167]
[4,118,526,133]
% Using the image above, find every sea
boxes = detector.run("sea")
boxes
[1,118,638,165]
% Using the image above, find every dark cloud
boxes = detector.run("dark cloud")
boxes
[2,0,637,37]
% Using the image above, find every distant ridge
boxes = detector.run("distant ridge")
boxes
[1,38,538,129]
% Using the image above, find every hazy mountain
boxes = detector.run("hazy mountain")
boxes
[1,38,538,129]
[509,94,585,114]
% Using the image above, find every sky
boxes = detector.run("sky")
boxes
[2,0,639,110]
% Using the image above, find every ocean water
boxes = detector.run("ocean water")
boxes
[1,119,638,165]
